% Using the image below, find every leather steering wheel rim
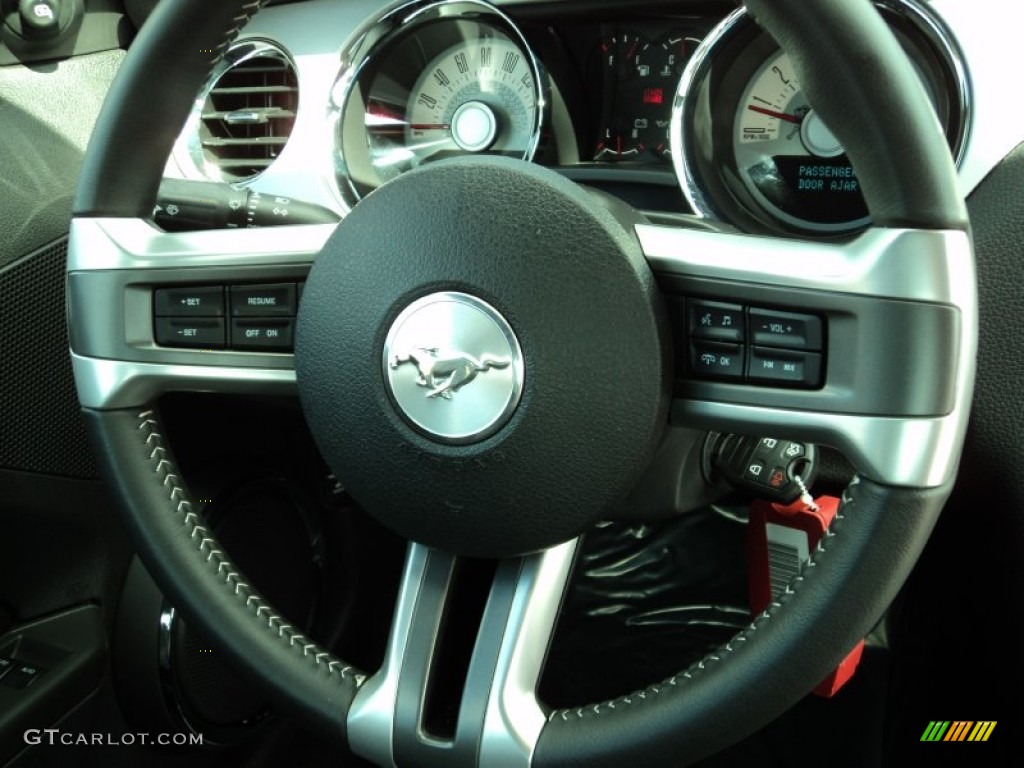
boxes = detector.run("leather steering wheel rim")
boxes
[70,0,974,765]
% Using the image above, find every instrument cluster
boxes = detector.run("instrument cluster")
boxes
[194,0,969,239]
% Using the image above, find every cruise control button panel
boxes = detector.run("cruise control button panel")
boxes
[154,282,303,352]
[681,298,825,389]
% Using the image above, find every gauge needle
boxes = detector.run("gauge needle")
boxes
[747,105,803,124]
[409,123,451,130]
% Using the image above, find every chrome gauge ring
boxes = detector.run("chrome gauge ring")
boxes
[330,0,548,210]
[671,0,970,236]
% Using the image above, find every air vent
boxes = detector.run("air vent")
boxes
[195,44,298,182]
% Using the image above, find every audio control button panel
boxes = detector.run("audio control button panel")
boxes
[680,299,825,389]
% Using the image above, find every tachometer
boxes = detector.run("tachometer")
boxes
[672,0,969,235]
[733,50,868,231]
[332,0,546,209]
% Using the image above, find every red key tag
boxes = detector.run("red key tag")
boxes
[747,494,865,698]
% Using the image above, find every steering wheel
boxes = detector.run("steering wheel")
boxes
[67,0,975,764]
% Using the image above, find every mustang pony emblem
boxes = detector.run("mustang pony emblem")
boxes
[390,347,512,400]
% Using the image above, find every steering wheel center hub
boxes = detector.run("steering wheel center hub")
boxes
[294,157,670,556]
[383,291,524,443]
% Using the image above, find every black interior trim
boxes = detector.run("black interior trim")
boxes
[83,406,360,742]
[534,477,951,767]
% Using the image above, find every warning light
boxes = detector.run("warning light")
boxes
[643,87,665,106]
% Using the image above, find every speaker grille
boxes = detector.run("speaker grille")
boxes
[165,479,322,734]
[173,618,267,727]
[0,237,97,478]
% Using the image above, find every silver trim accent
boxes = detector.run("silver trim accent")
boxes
[157,605,218,741]
[156,606,205,739]
[638,223,977,488]
[671,0,972,227]
[158,0,1024,225]
[67,217,331,272]
[347,544,432,768]
[677,400,968,491]
[347,540,578,768]
[72,354,297,410]
[477,540,578,768]
[383,292,525,444]
[895,0,972,168]
[328,0,548,212]
[636,225,972,303]
[68,217,315,409]
[671,5,744,222]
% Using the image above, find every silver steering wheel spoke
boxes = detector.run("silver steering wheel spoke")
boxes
[349,539,579,768]
[637,222,977,489]
[68,217,335,409]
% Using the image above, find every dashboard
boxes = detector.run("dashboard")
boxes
[44,3,1021,763]
[163,0,1004,241]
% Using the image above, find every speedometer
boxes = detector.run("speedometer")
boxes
[332,0,546,209]
[405,37,538,157]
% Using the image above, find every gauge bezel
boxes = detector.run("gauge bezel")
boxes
[173,39,299,185]
[671,0,971,237]
[329,0,549,212]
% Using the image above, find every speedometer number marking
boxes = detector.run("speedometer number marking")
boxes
[502,51,520,73]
